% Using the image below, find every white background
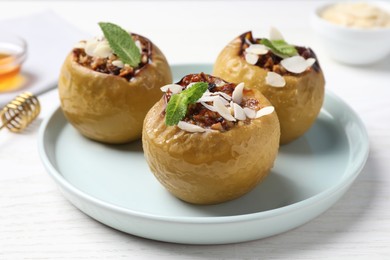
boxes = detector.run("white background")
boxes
[1,1,390,259]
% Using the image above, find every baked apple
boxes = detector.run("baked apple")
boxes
[59,23,172,144]
[142,73,280,205]
[213,30,325,144]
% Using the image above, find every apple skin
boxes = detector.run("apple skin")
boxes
[142,87,280,205]
[213,34,325,144]
[58,37,172,144]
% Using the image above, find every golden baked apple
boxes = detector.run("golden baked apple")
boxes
[213,30,325,144]
[59,22,172,144]
[142,73,280,205]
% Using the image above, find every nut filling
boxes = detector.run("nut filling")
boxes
[163,73,273,132]
[72,34,151,81]
[239,31,321,75]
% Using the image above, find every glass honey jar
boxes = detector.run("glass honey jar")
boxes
[0,34,27,92]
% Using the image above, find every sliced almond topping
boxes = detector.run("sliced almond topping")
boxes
[265,72,286,87]
[94,41,113,58]
[246,44,269,55]
[197,95,216,103]
[217,95,229,105]
[135,40,142,53]
[233,103,246,120]
[281,56,317,74]
[214,79,226,87]
[213,98,236,122]
[160,84,183,94]
[270,27,284,40]
[213,91,232,101]
[306,58,316,67]
[85,38,99,57]
[232,82,245,104]
[204,92,230,105]
[245,53,259,65]
[243,107,256,119]
[201,102,217,112]
[256,106,275,118]
[112,60,124,68]
[74,41,86,49]
[177,121,205,133]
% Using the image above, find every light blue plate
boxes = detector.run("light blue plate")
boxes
[38,64,369,244]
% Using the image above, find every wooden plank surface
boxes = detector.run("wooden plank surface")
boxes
[1,1,389,259]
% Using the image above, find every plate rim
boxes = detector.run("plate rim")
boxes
[38,66,369,225]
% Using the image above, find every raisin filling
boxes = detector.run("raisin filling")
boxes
[72,34,152,81]
[165,73,263,132]
[239,31,321,75]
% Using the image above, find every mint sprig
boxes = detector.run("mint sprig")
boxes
[165,82,208,126]
[98,22,141,67]
[261,38,297,58]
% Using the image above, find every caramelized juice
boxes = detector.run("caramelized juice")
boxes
[0,52,24,92]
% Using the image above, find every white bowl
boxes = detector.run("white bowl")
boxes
[310,1,390,65]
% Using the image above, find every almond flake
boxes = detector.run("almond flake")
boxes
[85,38,99,56]
[281,56,316,74]
[213,98,236,122]
[214,91,232,101]
[270,27,284,40]
[216,96,229,105]
[201,102,217,112]
[112,60,124,68]
[206,92,230,105]
[243,107,256,119]
[265,72,286,87]
[160,84,183,94]
[245,53,259,65]
[233,103,246,120]
[135,40,142,53]
[197,96,216,103]
[215,79,226,87]
[256,106,275,118]
[306,58,316,67]
[74,41,86,49]
[94,41,113,58]
[232,82,245,104]
[177,121,205,133]
[246,44,269,55]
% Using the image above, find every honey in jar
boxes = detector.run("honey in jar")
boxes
[0,35,27,92]
[0,52,25,92]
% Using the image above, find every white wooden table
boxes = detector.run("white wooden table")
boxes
[1,1,389,259]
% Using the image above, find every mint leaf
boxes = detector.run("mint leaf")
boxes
[261,38,297,58]
[165,82,208,126]
[98,22,141,67]
[182,82,208,104]
[165,94,188,126]
[272,40,298,57]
